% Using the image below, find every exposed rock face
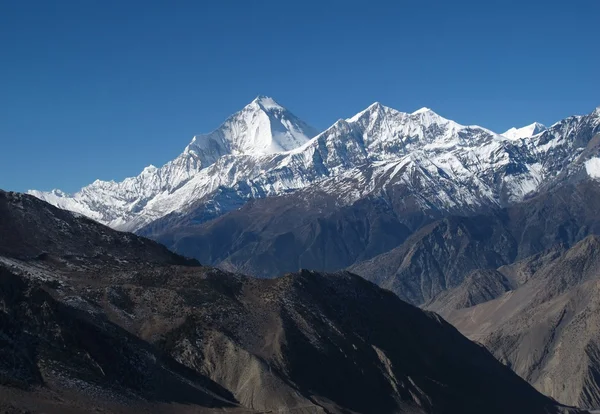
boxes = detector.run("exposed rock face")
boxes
[350,180,600,305]
[0,188,197,266]
[350,214,517,304]
[438,236,600,410]
[143,189,423,279]
[424,269,515,315]
[0,190,579,414]
[0,267,237,413]
[424,246,567,315]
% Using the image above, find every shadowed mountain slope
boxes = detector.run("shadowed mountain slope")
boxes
[350,180,600,305]
[438,236,600,410]
[0,190,581,414]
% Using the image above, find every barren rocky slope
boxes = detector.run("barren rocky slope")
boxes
[0,190,580,414]
[350,180,600,305]
[434,236,600,410]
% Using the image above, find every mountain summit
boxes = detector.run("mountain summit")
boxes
[29,101,600,234]
[502,122,547,139]
[28,96,318,229]
[185,95,318,162]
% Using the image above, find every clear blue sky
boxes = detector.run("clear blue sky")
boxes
[1,0,599,193]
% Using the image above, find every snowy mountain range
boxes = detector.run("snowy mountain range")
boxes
[29,97,600,231]
[28,96,317,229]
[502,122,547,140]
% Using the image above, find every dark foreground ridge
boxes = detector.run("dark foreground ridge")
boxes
[0,190,584,413]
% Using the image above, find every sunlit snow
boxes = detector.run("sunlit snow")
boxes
[585,158,600,179]
[28,98,600,231]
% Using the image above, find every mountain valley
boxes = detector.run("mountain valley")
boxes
[0,190,579,413]
[14,96,600,413]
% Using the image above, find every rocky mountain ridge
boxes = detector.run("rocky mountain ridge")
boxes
[0,189,583,414]
[434,235,600,410]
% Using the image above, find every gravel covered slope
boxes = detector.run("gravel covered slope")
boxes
[444,236,600,409]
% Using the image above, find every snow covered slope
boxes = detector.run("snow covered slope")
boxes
[29,100,600,231]
[186,95,317,160]
[28,96,318,229]
[502,122,547,139]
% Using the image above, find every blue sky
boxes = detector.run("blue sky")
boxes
[1,0,599,193]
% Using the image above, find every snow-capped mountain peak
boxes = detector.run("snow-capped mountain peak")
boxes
[408,106,459,128]
[29,99,600,234]
[412,107,433,115]
[251,95,284,111]
[349,103,457,127]
[346,102,385,123]
[346,103,479,153]
[185,95,318,161]
[28,96,318,229]
[502,122,546,140]
[366,101,384,111]
[141,165,158,173]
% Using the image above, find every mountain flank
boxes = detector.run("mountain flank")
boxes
[429,235,600,409]
[0,190,582,414]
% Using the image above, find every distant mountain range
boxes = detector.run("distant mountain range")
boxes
[29,97,600,235]
[22,97,600,411]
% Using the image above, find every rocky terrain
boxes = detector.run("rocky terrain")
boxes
[0,190,581,414]
[423,268,515,315]
[142,187,428,278]
[426,235,600,410]
[136,105,600,285]
[350,179,600,305]
[18,96,600,413]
